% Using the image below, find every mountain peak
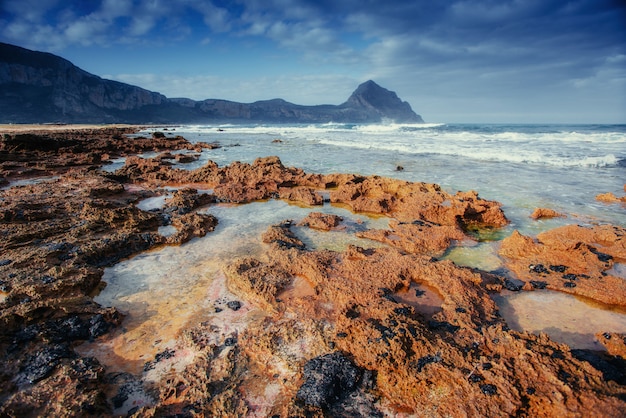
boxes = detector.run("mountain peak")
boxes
[0,42,424,123]
[344,80,423,123]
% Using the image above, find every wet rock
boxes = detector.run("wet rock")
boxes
[167,213,218,245]
[19,343,73,384]
[297,212,343,231]
[296,352,363,409]
[278,186,323,206]
[164,188,216,215]
[504,278,525,291]
[530,208,565,220]
[595,192,626,204]
[261,220,305,250]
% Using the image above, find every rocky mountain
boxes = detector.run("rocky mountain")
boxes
[0,42,424,124]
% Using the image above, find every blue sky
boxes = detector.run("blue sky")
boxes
[1,0,625,123]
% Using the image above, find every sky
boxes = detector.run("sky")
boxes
[1,0,625,123]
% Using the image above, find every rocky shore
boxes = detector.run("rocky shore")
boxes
[0,127,625,416]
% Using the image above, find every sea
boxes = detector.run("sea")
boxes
[81,123,626,408]
[154,122,626,231]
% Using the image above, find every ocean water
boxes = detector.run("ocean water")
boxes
[152,122,626,233]
[85,123,626,382]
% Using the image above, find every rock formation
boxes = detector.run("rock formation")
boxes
[0,127,624,417]
[0,42,424,124]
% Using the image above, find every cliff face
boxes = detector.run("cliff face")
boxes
[0,43,166,123]
[0,42,423,124]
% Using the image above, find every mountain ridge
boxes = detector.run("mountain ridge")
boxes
[0,42,424,124]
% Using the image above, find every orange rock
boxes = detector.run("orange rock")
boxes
[596,332,626,358]
[278,186,323,206]
[530,207,565,219]
[499,225,626,306]
[596,192,626,204]
[357,218,466,256]
[297,212,343,230]
[218,221,626,416]
[328,176,508,229]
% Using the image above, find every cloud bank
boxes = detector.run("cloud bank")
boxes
[1,0,625,122]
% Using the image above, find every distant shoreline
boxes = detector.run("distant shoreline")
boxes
[0,123,150,133]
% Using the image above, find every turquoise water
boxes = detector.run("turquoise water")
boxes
[142,123,626,235]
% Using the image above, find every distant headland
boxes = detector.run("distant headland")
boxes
[0,42,424,124]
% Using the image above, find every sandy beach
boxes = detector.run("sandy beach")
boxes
[0,126,625,417]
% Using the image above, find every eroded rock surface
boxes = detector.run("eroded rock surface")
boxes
[205,221,626,416]
[499,225,626,306]
[530,207,565,220]
[1,126,624,417]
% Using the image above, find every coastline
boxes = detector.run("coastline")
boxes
[0,124,146,133]
[0,126,625,416]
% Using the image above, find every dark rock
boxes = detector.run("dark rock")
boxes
[144,348,175,372]
[416,353,442,372]
[40,275,56,284]
[590,248,613,263]
[88,314,111,339]
[368,318,396,343]
[504,278,525,291]
[549,265,568,273]
[562,274,578,281]
[345,306,360,319]
[19,343,73,384]
[394,306,413,316]
[0,259,11,266]
[428,320,461,333]
[224,337,237,346]
[529,264,549,274]
[296,352,363,409]
[469,373,484,382]
[564,281,577,288]
[571,349,626,385]
[226,300,242,311]
[530,280,548,289]
[480,384,498,395]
